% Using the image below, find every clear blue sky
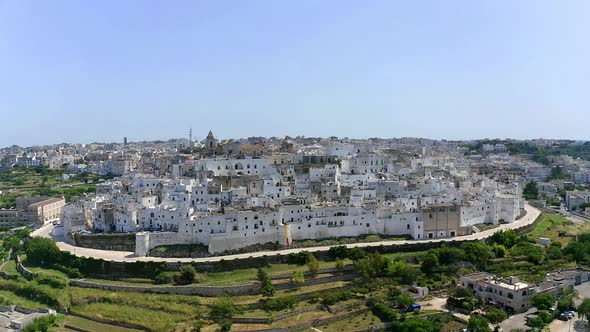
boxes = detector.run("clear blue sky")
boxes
[1,1,589,147]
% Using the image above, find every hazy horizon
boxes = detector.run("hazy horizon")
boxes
[2,0,590,147]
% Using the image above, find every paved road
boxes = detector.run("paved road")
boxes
[33,204,541,263]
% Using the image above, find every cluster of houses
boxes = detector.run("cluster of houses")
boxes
[51,131,527,255]
[3,133,589,255]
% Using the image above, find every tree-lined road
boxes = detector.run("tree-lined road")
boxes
[33,203,541,263]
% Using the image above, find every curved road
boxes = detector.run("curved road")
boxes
[33,204,541,263]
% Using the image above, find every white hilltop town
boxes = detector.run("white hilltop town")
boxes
[24,130,542,258]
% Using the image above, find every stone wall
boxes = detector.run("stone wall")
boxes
[135,232,189,256]
[67,311,152,332]
[69,274,353,297]
[15,256,36,280]
[73,233,136,251]
[69,279,260,297]
[273,274,354,291]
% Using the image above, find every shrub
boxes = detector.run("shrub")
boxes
[321,289,353,306]
[7,283,60,308]
[153,272,171,284]
[23,315,59,332]
[173,265,196,285]
[261,282,275,297]
[348,247,367,260]
[335,258,345,272]
[209,296,244,321]
[329,245,348,259]
[263,296,299,312]
[218,319,232,332]
[36,275,66,289]
[307,253,320,276]
[371,301,399,322]
[291,271,304,286]
[287,251,310,265]
[54,265,82,278]
[192,320,205,332]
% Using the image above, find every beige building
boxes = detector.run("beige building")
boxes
[0,209,21,227]
[421,203,472,239]
[16,196,66,224]
[459,270,589,314]
[461,273,537,313]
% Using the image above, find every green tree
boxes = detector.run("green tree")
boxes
[153,272,170,284]
[257,268,275,297]
[257,268,270,284]
[387,287,402,301]
[491,244,507,258]
[531,294,556,311]
[261,282,275,297]
[557,288,579,312]
[461,241,492,267]
[218,319,232,332]
[420,252,439,273]
[291,271,304,286]
[192,320,205,332]
[24,237,61,266]
[209,296,243,321]
[22,315,59,332]
[485,307,507,327]
[527,316,544,329]
[399,317,434,332]
[523,181,539,200]
[353,253,389,279]
[577,298,590,321]
[490,230,518,248]
[306,252,320,276]
[468,315,491,332]
[397,292,415,309]
[348,247,366,260]
[335,258,345,272]
[433,246,465,265]
[173,265,196,285]
[538,310,553,324]
[387,260,420,284]
[328,245,348,259]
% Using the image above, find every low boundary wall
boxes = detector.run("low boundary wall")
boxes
[69,274,354,296]
[67,311,152,331]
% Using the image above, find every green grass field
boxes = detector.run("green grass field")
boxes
[71,302,195,332]
[0,289,46,308]
[0,259,18,275]
[318,310,383,332]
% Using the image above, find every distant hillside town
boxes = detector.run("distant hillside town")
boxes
[2,133,590,256]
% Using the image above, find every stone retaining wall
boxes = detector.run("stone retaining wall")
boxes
[232,308,368,332]
[69,279,260,296]
[324,300,362,314]
[269,266,353,280]
[70,274,353,297]
[274,274,354,290]
[67,311,152,331]
[15,256,35,280]
[73,233,136,252]
[273,305,321,321]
